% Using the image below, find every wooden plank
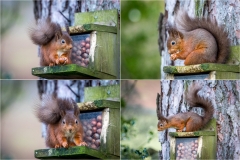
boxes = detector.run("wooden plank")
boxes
[31,64,116,79]
[34,146,119,159]
[70,24,117,34]
[77,100,120,111]
[215,71,240,79]
[169,119,216,137]
[227,45,240,64]
[163,63,240,74]
[174,73,209,79]
[75,9,118,27]
[169,131,215,137]
[107,108,120,156]
[94,31,118,77]
[84,85,120,102]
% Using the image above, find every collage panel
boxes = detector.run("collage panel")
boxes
[1,0,240,160]
[1,1,120,80]
[121,80,240,159]
[1,80,120,159]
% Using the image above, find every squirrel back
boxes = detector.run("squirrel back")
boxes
[157,83,214,132]
[167,11,230,64]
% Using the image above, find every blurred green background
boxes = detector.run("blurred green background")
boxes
[121,1,164,79]
[121,80,161,159]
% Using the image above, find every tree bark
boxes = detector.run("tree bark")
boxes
[33,0,120,25]
[157,80,240,159]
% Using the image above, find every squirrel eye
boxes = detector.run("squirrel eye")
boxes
[75,120,78,124]
[61,39,66,44]
[171,41,176,45]
[160,124,163,127]
[62,120,65,124]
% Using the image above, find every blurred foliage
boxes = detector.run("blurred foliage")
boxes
[1,81,22,113]
[121,1,164,79]
[121,80,158,159]
[0,1,20,36]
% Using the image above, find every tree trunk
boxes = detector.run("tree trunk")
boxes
[33,0,120,25]
[157,80,240,159]
[158,0,240,79]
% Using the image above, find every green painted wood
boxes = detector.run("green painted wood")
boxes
[163,63,240,74]
[84,85,120,102]
[169,119,216,159]
[93,31,118,77]
[70,24,117,34]
[75,9,118,27]
[77,100,120,111]
[228,45,240,64]
[169,131,215,137]
[32,64,116,79]
[93,100,120,109]
[215,71,240,79]
[106,107,120,156]
[34,146,119,159]
[83,86,120,156]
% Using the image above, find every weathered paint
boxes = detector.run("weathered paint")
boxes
[75,9,118,27]
[69,24,117,34]
[32,64,116,79]
[84,85,120,102]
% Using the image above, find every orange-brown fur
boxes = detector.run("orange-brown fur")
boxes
[35,96,87,148]
[29,19,72,66]
[157,84,214,132]
[167,12,230,65]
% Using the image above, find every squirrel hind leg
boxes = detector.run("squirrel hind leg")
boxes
[184,49,216,65]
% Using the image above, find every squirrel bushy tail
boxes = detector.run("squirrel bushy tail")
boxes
[185,83,214,128]
[35,96,79,124]
[176,12,230,63]
[29,18,62,45]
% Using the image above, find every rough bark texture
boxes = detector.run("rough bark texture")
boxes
[33,0,120,26]
[37,80,119,101]
[159,0,240,79]
[157,80,240,159]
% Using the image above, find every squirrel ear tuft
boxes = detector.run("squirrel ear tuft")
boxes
[60,109,66,117]
[55,31,62,41]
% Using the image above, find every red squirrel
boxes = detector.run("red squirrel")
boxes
[35,96,87,148]
[157,83,214,132]
[167,11,230,65]
[29,18,72,66]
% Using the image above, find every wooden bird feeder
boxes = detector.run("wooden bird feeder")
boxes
[169,119,217,160]
[34,85,120,159]
[32,9,119,79]
[164,46,240,80]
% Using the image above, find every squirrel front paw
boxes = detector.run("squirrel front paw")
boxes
[54,144,60,148]
[62,141,68,148]
[58,57,68,65]
[79,141,88,146]
[170,54,177,61]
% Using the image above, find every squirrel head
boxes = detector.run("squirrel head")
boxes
[157,119,169,131]
[58,98,82,135]
[54,31,73,52]
[167,28,184,55]
[59,109,81,135]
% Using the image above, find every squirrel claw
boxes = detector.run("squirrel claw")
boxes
[79,142,88,146]
[170,54,177,61]
[54,144,60,148]
[62,142,68,148]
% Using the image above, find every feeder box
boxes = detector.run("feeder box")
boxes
[32,9,119,79]
[169,119,217,160]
